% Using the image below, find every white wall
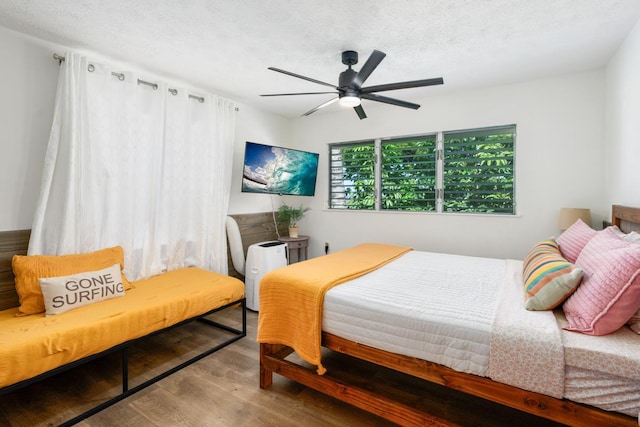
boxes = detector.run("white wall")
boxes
[0,26,59,231]
[289,71,606,260]
[605,18,640,210]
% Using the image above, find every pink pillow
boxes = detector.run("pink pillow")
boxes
[563,227,640,335]
[556,219,597,263]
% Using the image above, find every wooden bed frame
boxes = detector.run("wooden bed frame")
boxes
[260,205,640,427]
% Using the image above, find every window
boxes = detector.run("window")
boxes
[329,125,516,214]
[381,136,437,211]
[329,142,376,210]
[443,127,515,213]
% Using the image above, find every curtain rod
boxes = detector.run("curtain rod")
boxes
[52,53,216,105]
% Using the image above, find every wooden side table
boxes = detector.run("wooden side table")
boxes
[277,235,309,264]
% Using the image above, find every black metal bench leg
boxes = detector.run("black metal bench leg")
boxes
[122,346,129,393]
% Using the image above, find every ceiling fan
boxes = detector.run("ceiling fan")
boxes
[261,49,443,120]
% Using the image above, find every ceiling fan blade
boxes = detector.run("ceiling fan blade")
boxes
[354,105,367,120]
[361,77,444,94]
[302,97,339,116]
[352,50,386,88]
[361,93,421,110]
[268,67,338,89]
[261,92,337,97]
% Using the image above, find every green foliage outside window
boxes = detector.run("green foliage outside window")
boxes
[443,131,514,213]
[381,138,437,211]
[329,143,375,209]
[329,125,515,214]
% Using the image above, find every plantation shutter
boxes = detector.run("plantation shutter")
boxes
[329,142,376,209]
[380,136,437,211]
[442,125,515,214]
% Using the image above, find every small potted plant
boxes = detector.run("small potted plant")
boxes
[278,203,310,238]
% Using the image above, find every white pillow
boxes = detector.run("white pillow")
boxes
[38,263,125,315]
[611,226,640,244]
[624,231,640,245]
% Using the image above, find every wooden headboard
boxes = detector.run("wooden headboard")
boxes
[612,205,640,233]
[0,229,30,311]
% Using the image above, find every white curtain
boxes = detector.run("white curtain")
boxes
[29,52,236,279]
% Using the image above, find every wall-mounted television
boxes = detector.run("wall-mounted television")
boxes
[241,141,319,196]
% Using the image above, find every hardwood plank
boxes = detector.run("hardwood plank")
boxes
[128,387,216,427]
[140,371,301,426]
[159,346,394,427]
[75,395,152,427]
[0,229,29,310]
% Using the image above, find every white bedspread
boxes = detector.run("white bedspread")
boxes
[323,251,503,376]
[324,252,565,399]
[488,259,564,398]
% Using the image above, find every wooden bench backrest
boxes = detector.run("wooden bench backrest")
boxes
[0,213,284,309]
[0,229,30,311]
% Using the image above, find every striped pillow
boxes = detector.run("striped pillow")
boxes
[523,239,584,311]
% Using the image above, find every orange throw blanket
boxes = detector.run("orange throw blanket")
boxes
[257,242,412,374]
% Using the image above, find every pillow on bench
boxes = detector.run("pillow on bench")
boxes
[12,246,132,316]
[39,263,126,316]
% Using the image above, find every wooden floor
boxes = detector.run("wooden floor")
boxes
[0,308,566,427]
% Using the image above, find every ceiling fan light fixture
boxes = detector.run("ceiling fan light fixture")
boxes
[339,93,361,108]
[263,49,443,119]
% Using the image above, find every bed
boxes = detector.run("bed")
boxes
[258,205,640,426]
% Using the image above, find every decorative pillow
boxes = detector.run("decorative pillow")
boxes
[563,227,640,335]
[556,219,597,263]
[12,246,131,316]
[611,225,625,239]
[522,239,584,311]
[39,263,125,315]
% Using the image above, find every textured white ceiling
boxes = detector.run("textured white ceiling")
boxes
[1,0,639,118]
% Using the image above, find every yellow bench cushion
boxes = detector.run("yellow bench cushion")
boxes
[0,267,244,389]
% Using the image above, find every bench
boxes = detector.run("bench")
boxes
[0,230,246,426]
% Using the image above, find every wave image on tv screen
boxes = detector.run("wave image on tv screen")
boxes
[242,142,319,196]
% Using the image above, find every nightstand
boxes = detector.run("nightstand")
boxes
[277,235,309,264]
